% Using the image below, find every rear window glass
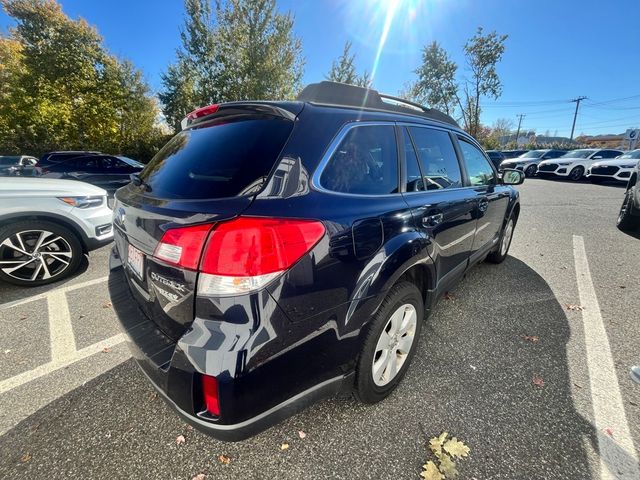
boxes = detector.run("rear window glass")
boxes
[140,117,293,199]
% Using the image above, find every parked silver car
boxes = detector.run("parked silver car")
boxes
[0,177,113,286]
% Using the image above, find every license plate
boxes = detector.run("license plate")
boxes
[127,244,144,280]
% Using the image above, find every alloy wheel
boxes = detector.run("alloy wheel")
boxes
[372,303,417,387]
[501,219,515,256]
[569,167,584,181]
[0,230,73,282]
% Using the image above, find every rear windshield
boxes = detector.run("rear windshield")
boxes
[140,116,293,199]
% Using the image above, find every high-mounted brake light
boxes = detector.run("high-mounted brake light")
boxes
[154,223,212,270]
[201,374,220,416]
[198,217,325,296]
[180,104,220,130]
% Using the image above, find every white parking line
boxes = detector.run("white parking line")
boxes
[47,290,76,363]
[0,276,108,311]
[573,235,640,479]
[0,333,126,395]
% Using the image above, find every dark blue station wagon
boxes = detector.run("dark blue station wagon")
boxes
[109,81,524,440]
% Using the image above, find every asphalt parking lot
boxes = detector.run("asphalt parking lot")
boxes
[0,178,639,480]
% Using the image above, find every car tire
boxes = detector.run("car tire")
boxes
[617,188,639,232]
[0,220,83,287]
[568,166,585,181]
[524,165,537,177]
[355,281,424,404]
[487,214,516,264]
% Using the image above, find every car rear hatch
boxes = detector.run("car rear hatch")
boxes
[112,102,302,342]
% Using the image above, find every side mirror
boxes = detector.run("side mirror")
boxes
[501,168,525,185]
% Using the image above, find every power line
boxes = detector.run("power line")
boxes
[570,96,587,141]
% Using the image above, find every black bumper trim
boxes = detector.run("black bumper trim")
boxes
[138,362,350,442]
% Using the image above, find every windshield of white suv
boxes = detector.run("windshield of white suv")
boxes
[618,150,640,159]
[518,150,546,158]
[560,150,594,159]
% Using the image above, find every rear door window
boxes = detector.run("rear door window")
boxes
[403,128,424,192]
[458,139,496,186]
[140,116,293,199]
[408,127,462,190]
[320,124,398,195]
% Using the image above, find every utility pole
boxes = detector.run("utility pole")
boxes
[569,96,587,141]
[515,114,525,145]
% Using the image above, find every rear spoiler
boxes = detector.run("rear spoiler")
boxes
[180,102,298,130]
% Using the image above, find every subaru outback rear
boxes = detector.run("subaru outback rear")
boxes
[109,82,522,440]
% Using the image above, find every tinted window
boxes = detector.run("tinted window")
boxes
[458,139,495,186]
[409,127,462,190]
[600,150,621,159]
[76,157,100,169]
[101,157,128,169]
[320,125,398,195]
[403,128,424,192]
[141,117,293,199]
[0,157,18,165]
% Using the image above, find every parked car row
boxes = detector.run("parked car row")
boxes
[0,151,144,193]
[490,147,639,183]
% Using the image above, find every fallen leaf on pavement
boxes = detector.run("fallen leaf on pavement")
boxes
[20,315,27,320]
[176,434,186,445]
[280,443,289,450]
[217,454,231,465]
[443,438,470,459]
[565,304,584,311]
[102,347,110,353]
[605,428,613,437]
[192,474,206,480]
[429,432,448,459]
[619,285,626,289]
[532,374,545,388]
[20,453,32,463]
[298,430,306,439]
[421,461,444,480]
[102,302,112,309]
[443,292,454,301]
[438,454,458,478]
[522,335,539,342]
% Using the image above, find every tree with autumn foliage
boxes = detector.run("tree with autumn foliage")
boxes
[0,0,164,160]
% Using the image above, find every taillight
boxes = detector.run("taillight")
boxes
[198,217,325,295]
[180,104,220,129]
[201,374,220,416]
[154,223,212,270]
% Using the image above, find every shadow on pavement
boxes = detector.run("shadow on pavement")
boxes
[0,256,632,479]
[0,255,90,305]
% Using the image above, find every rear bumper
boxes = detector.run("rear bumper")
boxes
[108,247,353,441]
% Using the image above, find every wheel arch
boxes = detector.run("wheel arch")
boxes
[0,212,89,253]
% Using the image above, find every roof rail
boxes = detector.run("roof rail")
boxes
[296,81,458,127]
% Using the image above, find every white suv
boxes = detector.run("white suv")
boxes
[537,148,623,181]
[0,177,113,286]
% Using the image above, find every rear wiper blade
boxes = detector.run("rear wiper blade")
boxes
[130,173,152,192]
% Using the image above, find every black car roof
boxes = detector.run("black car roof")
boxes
[296,81,459,128]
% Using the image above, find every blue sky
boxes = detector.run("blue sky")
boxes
[2,0,639,137]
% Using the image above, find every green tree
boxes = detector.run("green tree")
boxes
[460,28,508,137]
[412,41,458,116]
[325,41,370,87]
[0,0,162,160]
[407,29,507,137]
[160,0,304,132]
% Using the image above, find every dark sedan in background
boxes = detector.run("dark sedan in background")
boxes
[40,153,144,193]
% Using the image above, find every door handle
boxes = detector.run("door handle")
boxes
[422,213,444,227]
[478,198,489,213]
